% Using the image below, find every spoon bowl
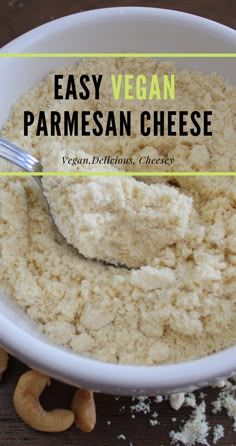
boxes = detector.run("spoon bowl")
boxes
[0,135,192,270]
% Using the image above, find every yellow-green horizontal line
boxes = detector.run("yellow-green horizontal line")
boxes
[0,53,236,58]
[0,172,236,177]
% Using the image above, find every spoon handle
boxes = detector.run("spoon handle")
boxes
[0,136,42,186]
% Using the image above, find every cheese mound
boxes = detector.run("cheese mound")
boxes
[42,149,193,268]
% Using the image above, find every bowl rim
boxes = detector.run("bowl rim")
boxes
[0,312,236,394]
[1,6,236,53]
[0,6,235,394]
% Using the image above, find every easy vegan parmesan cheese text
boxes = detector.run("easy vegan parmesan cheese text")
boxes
[23,71,213,137]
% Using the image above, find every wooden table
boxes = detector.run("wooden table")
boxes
[0,1,235,445]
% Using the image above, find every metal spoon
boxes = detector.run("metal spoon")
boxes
[0,135,42,187]
[0,136,127,268]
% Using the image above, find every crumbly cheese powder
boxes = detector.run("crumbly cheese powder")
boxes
[42,149,193,268]
[0,58,235,365]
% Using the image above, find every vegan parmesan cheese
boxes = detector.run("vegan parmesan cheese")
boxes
[42,152,193,268]
[0,58,236,365]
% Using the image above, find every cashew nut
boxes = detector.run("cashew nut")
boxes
[0,348,8,381]
[13,370,75,432]
[71,388,96,432]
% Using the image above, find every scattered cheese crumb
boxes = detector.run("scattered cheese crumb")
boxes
[185,393,197,409]
[212,424,224,444]
[212,379,236,430]
[149,419,159,426]
[169,401,209,445]
[169,393,185,411]
[112,380,236,445]
[154,396,164,403]
[131,396,151,415]
[117,434,126,440]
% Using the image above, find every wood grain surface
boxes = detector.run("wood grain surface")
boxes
[0,1,236,445]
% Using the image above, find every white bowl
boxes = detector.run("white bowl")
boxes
[0,7,235,395]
